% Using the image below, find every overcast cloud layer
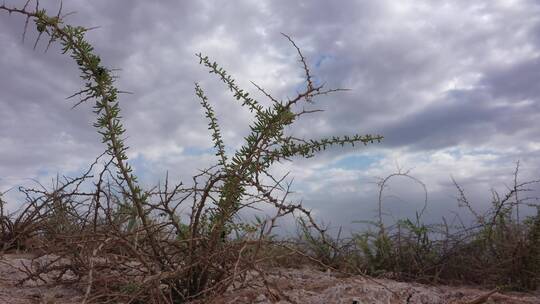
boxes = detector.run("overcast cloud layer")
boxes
[1,0,540,233]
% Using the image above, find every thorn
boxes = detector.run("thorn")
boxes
[33,31,43,50]
[57,1,62,18]
[61,11,76,19]
[22,0,31,11]
[22,16,30,43]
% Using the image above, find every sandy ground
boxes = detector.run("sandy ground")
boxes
[1,253,539,304]
[0,253,83,304]
[209,267,540,304]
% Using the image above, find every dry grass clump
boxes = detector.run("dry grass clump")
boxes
[295,163,540,291]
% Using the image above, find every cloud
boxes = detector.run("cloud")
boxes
[1,0,540,229]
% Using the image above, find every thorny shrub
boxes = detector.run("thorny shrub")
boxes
[0,2,382,303]
[296,163,540,291]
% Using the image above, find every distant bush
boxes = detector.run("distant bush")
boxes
[295,164,540,291]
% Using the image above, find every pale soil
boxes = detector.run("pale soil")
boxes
[208,268,540,304]
[0,253,83,304]
[1,253,539,304]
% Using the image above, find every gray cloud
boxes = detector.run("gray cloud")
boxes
[1,0,540,228]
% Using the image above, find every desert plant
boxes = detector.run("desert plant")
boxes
[290,164,540,290]
[0,2,382,303]
[295,217,353,269]
[0,169,95,252]
[445,164,540,290]
[350,164,540,289]
[523,207,540,289]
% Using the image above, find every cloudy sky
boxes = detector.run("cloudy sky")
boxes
[1,0,540,233]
